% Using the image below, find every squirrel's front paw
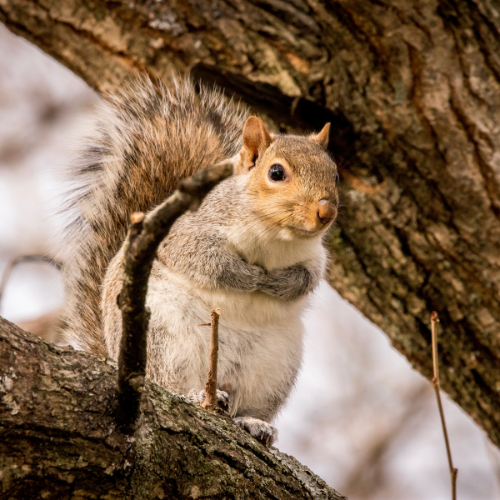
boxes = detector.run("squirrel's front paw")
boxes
[187,389,229,411]
[233,416,277,447]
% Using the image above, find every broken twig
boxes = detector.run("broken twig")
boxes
[431,311,458,500]
[116,161,233,429]
[201,309,221,411]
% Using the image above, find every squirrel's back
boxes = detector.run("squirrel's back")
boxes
[61,77,247,355]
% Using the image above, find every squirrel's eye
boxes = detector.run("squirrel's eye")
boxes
[269,164,286,182]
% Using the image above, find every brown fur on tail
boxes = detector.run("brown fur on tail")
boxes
[60,77,247,355]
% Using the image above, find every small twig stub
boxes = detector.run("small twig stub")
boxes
[201,308,221,412]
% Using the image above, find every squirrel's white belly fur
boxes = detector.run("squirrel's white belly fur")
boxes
[146,267,307,419]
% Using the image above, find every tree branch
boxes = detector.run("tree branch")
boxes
[0,316,345,499]
[116,161,233,429]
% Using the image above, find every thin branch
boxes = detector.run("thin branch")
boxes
[116,161,233,429]
[485,438,500,496]
[0,255,62,311]
[431,311,458,500]
[201,308,221,411]
[0,315,346,499]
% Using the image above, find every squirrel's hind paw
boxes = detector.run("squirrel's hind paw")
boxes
[187,389,229,410]
[233,417,277,447]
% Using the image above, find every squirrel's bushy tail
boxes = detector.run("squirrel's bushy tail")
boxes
[61,77,247,355]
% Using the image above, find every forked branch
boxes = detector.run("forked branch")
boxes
[116,161,233,429]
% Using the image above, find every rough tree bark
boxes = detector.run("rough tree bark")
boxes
[0,0,499,462]
[0,317,344,499]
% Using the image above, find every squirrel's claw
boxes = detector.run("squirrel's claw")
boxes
[233,416,277,447]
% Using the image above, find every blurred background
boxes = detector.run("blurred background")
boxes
[0,23,499,500]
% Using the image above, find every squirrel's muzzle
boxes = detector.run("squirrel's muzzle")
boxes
[317,199,338,226]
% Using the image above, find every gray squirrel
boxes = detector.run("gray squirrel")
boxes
[61,78,338,446]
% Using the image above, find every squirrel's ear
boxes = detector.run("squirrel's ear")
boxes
[311,123,330,150]
[240,116,273,172]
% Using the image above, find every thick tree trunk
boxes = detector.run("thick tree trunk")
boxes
[0,317,344,499]
[1,0,499,454]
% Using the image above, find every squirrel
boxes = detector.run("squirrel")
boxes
[60,77,338,446]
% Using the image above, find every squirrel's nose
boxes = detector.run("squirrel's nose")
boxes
[317,199,337,225]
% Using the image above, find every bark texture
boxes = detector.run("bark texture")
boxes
[1,0,500,449]
[0,317,344,499]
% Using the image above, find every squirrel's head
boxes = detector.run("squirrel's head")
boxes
[236,116,338,239]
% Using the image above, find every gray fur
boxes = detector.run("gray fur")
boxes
[61,77,338,447]
[60,77,246,356]
[261,263,321,301]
